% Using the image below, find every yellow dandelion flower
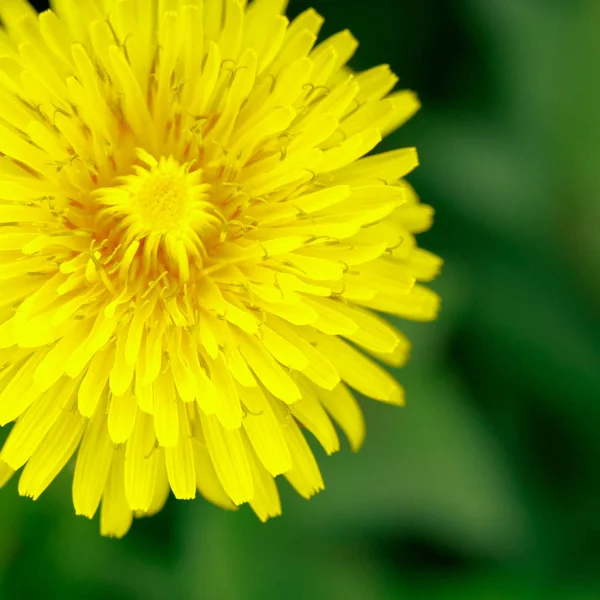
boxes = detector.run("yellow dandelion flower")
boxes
[0,0,441,537]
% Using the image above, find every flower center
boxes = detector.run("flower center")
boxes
[91,150,223,284]
[134,170,190,234]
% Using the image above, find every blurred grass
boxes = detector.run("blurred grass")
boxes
[1,0,599,598]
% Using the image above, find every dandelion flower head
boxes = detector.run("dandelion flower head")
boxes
[0,0,441,537]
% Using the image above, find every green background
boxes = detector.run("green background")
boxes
[2,0,599,598]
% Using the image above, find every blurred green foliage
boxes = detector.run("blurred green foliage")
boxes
[1,0,599,598]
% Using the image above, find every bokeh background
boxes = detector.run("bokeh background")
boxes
[2,0,599,598]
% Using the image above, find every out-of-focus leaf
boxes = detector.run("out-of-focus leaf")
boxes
[411,117,552,246]
[468,248,600,422]
[387,572,600,600]
[179,502,394,600]
[559,0,600,298]
[284,366,532,560]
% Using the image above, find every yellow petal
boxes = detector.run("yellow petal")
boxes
[124,412,159,512]
[18,409,85,501]
[270,397,324,498]
[292,379,340,455]
[0,351,47,425]
[240,385,292,476]
[165,411,196,500]
[318,383,365,452]
[153,371,179,447]
[100,450,133,538]
[267,318,340,390]
[143,449,170,517]
[260,325,308,370]
[199,411,253,506]
[1,377,77,470]
[210,355,243,430]
[339,305,403,354]
[73,402,115,519]
[331,147,419,186]
[192,436,236,511]
[244,434,282,522]
[0,459,14,488]
[236,331,301,403]
[109,323,136,397]
[108,392,138,444]
[305,332,405,405]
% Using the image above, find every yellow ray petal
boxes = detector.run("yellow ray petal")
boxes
[291,379,340,455]
[317,383,365,452]
[124,411,160,512]
[305,331,405,406]
[18,409,85,501]
[192,436,237,511]
[236,331,301,403]
[199,411,253,506]
[240,384,292,477]
[73,402,116,519]
[143,449,170,517]
[153,371,179,447]
[244,434,282,522]
[165,409,196,500]
[272,400,324,499]
[1,376,78,470]
[108,392,138,444]
[100,450,133,538]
